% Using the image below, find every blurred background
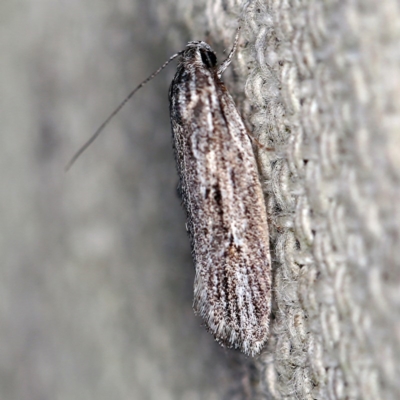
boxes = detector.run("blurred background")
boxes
[1,0,253,399]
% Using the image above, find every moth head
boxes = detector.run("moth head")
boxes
[184,41,218,69]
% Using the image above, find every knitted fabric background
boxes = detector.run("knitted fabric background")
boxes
[195,0,400,398]
[159,0,400,398]
[2,0,399,399]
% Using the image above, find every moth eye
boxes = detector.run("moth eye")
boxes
[200,50,217,68]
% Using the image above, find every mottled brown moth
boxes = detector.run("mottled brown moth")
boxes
[67,28,271,357]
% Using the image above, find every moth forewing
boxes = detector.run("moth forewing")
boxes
[169,41,271,356]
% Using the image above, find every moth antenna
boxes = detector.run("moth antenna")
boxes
[65,51,183,171]
[217,26,241,78]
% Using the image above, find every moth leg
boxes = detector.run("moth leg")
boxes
[246,131,275,152]
[217,26,241,78]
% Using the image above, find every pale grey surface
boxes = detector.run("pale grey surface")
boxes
[1,1,255,399]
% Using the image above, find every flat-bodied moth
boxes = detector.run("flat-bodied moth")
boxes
[67,28,271,356]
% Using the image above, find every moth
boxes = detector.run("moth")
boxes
[169,34,271,356]
[66,28,271,357]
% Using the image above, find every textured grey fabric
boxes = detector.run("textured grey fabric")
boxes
[163,0,400,398]
[242,1,400,398]
[246,1,397,399]
[3,0,400,399]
